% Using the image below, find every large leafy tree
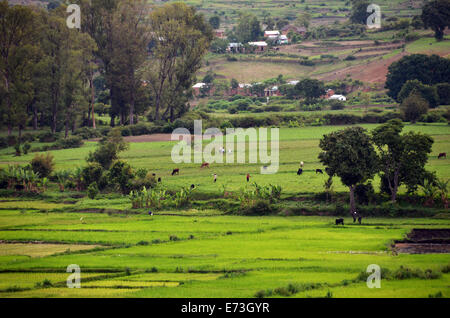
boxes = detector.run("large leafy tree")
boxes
[385,54,450,101]
[319,127,378,215]
[399,90,429,123]
[421,0,450,40]
[143,2,213,121]
[398,79,439,108]
[0,1,36,135]
[235,13,262,43]
[372,119,434,202]
[110,0,150,125]
[349,0,371,25]
[295,78,325,104]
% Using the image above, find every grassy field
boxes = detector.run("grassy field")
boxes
[0,122,449,298]
[1,123,448,195]
[0,210,449,297]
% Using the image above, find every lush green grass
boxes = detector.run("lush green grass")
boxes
[1,123,448,196]
[0,122,449,297]
[0,210,449,297]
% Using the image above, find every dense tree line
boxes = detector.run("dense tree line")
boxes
[0,0,213,136]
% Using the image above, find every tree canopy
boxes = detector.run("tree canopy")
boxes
[319,127,378,215]
[421,0,450,40]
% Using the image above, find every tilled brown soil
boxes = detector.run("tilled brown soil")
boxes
[393,229,450,254]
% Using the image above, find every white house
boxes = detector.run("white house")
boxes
[287,80,299,85]
[264,30,280,38]
[328,94,347,101]
[248,41,268,52]
[277,35,289,45]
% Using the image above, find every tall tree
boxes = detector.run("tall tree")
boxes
[0,1,36,135]
[235,13,261,43]
[385,54,450,101]
[372,119,434,202]
[110,0,150,125]
[319,127,379,215]
[295,78,325,104]
[143,2,213,121]
[421,0,450,40]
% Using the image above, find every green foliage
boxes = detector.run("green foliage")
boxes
[400,91,429,123]
[87,181,99,199]
[319,127,378,214]
[421,0,450,40]
[398,80,439,108]
[54,136,84,149]
[30,153,55,178]
[385,54,450,101]
[87,128,129,169]
[108,160,134,194]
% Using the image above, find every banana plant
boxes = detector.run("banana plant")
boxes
[435,178,449,209]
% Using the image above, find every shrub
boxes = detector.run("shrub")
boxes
[344,55,356,61]
[22,143,31,154]
[329,99,345,110]
[31,153,55,178]
[73,127,102,139]
[87,128,129,169]
[108,160,134,194]
[129,123,151,136]
[87,182,99,199]
[54,136,84,149]
[21,133,35,142]
[400,90,429,123]
[435,83,450,105]
[0,137,7,149]
[37,131,57,143]
[82,163,104,187]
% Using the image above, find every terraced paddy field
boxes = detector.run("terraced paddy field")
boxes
[0,122,449,297]
[0,209,449,298]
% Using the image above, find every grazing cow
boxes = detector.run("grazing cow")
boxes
[171,168,179,176]
[335,218,344,225]
[358,216,362,224]
[201,162,210,168]
[297,168,303,175]
[438,152,446,159]
[246,173,250,182]
[316,169,323,174]
[158,177,161,182]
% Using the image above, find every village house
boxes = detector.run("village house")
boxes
[328,94,347,101]
[281,25,307,36]
[192,83,207,96]
[277,35,289,45]
[264,86,282,97]
[227,42,244,53]
[248,41,268,52]
[214,29,226,38]
[264,30,281,39]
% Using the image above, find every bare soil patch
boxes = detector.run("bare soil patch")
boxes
[393,229,450,254]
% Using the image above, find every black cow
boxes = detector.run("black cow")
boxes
[297,168,303,175]
[158,177,161,182]
[171,168,179,175]
[335,218,344,225]
[190,184,195,189]
[438,152,446,159]
[316,169,323,174]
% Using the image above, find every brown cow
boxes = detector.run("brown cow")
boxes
[201,162,210,168]
[438,152,446,159]
[171,168,179,176]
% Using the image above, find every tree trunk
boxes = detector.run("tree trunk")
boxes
[349,185,356,215]
[33,103,38,130]
[110,114,115,127]
[90,76,96,129]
